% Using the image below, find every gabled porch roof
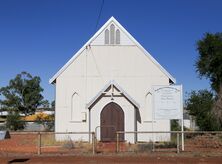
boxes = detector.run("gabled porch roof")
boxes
[86,80,140,109]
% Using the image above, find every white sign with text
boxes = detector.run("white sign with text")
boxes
[153,85,182,120]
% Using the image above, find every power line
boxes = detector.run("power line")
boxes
[94,0,104,33]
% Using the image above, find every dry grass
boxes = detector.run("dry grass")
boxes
[40,134,92,153]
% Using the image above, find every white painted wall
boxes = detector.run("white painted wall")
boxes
[55,44,171,142]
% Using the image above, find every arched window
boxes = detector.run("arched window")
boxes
[144,93,152,121]
[71,92,81,121]
[105,29,109,44]
[116,29,120,44]
[110,24,115,44]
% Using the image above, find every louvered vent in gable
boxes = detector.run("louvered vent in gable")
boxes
[116,29,120,44]
[104,24,121,45]
[105,29,109,44]
[110,24,115,44]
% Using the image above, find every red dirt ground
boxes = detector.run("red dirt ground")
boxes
[1,134,222,163]
[1,155,222,164]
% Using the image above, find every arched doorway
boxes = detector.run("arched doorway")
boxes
[100,102,124,142]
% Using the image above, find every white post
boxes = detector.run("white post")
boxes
[85,46,89,142]
[85,46,88,107]
[181,120,184,151]
[177,132,180,153]
[152,117,155,152]
[181,85,184,151]
[151,89,155,152]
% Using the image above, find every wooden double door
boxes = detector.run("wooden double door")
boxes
[100,102,124,142]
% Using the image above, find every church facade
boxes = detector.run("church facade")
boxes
[50,17,176,143]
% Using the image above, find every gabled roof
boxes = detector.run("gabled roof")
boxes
[49,16,176,84]
[86,80,140,109]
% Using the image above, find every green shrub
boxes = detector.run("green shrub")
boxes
[171,120,181,131]
[6,112,26,131]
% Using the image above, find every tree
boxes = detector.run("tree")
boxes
[196,32,222,123]
[186,90,221,131]
[51,100,55,111]
[0,72,45,115]
[196,32,222,92]
[35,112,54,131]
[42,100,50,108]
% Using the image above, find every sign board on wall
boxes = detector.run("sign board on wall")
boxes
[153,85,183,120]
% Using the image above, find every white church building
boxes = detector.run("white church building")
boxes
[50,17,176,143]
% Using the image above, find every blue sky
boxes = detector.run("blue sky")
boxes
[0,0,222,102]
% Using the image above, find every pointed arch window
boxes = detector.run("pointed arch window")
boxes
[110,24,115,44]
[105,29,109,44]
[144,92,152,121]
[116,29,120,44]
[71,92,81,121]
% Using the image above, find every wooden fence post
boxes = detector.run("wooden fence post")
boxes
[38,132,41,155]
[92,132,95,155]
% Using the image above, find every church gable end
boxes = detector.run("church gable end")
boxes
[49,17,175,84]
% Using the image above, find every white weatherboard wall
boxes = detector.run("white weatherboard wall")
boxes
[52,17,175,142]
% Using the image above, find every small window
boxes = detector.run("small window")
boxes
[116,29,120,44]
[110,24,115,44]
[105,29,109,44]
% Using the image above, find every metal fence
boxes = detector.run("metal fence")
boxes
[116,131,222,155]
[0,131,222,156]
[0,132,95,155]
